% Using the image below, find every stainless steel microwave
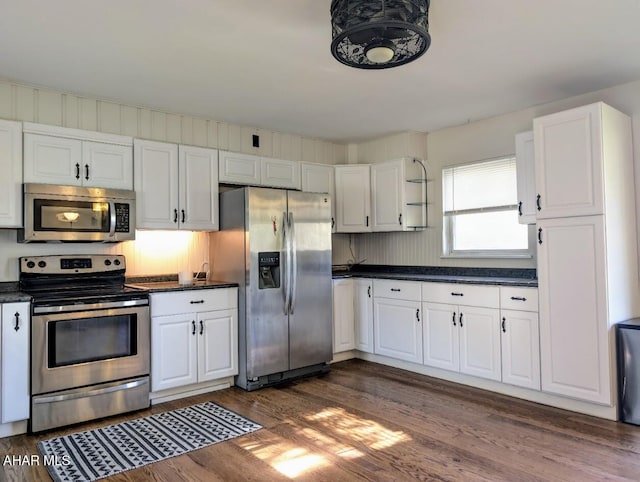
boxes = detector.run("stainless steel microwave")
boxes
[19,183,136,243]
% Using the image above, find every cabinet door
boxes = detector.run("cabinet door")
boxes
[335,165,371,233]
[515,130,536,224]
[459,306,501,381]
[422,302,459,372]
[501,309,541,390]
[261,157,300,189]
[83,141,133,190]
[371,159,403,232]
[0,119,23,228]
[534,103,604,218]
[374,298,422,363]
[24,133,82,185]
[1,303,30,423]
[332,279,355,353]
[537,215,610,404]
[179,145,219,231]
[354,279,374,353]
[301,162,336,232]
[151,313,198,391]
[198,309,238,382]
[134,139,179,229]
[218,151,261,185]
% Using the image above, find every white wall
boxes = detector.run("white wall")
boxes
[354,79,640,268]
[0,79,348,281]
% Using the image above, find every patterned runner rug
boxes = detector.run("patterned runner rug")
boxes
[37,401,262,482]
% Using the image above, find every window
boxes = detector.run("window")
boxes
[442,156,530,257]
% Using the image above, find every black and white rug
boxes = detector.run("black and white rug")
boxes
[37,401,262,482]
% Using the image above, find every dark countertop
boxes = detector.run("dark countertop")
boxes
[332,265,538,287]
[0,282,32,303]
[126,279,238,293]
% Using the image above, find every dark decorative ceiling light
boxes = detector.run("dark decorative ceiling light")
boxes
[330,0,431,69]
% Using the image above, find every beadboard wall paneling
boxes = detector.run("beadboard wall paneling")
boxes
[0,79,347,163]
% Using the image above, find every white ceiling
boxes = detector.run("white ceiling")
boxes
[1,0,640,143]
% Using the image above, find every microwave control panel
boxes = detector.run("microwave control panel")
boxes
[114,203,130,233]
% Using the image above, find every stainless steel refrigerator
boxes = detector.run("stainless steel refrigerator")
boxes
[212,187,333,390]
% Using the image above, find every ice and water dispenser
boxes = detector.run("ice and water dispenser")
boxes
[258,251,280,289]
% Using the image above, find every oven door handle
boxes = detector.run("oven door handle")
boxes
[108,201,117,238]
[32,378,148,404]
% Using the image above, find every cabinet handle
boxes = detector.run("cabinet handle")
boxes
[14,312,20,331]
[331,217,335,229]
[510,296,527,302]
[181,209,185,223]
[367,286,371,298]
[416,308,420,322]
[85,164,90,180]
[451,292,464,297]
[398,213,403,225]
[192,320,196,335]
[390,288,401,292]
[538,227,543,245]
[501,317,506,333]
[190,300,205,304]
[200,320,204,335]
[174,209,178,223]
[536,194,541,211]
[518,201,522,216]
[459,312,464,327]
[75,163,80,180]
[452,312,456,326]
[365,215,369,227]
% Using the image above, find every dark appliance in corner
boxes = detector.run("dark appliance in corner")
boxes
[212,187,333,391]
[20,254,150,433]
[617,319,640,425]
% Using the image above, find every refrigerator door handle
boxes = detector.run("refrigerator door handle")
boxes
[282,211,291,315]
[289,212,298,315]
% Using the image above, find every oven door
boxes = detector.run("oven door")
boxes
[31,305,150,395]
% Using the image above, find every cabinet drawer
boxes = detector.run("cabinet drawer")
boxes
[422,282,499,308]
[151,288,237,317]
[373,279,421,301]
[500,287,538,312]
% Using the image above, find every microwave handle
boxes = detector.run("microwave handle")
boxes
[108,201,116,237]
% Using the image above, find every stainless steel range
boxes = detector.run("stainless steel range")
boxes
[20,254,150,433]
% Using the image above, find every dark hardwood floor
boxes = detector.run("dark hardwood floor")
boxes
[2,359,640,481]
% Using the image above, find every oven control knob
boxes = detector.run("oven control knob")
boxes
[113,259,121,266]
[104,259,112,266]
[26,261,36,269]
[37,261,47,268]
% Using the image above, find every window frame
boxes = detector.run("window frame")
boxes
[441,156,533,259]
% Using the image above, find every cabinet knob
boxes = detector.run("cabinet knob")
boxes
[452,312,456,326]
[501,317,506,333]
[14,312,20,331]
[174,209,178,223]
[536,194,541,211]
[192,320,196,335]
[416,308,420,322]
[459,312,464,327]
[538,227,543,245]
[181,209,186,223]
[451,292,464,297]
[367,286,371,298]
[510,296,527,302]
[398,213,403,225]
[518,201,523,216]
[75,163,80,180]
[85,164,90,180]
[199,320,204,335]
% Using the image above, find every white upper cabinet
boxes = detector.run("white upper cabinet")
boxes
[515,130,536,224]
[301,162,336,232]
[0,119,23,228]
[371,158,427,232]
[179,145,219,231]
[218,151,261,186]
[219,150,301,189]
[533,103,615,219]
[134,139,218,231]
[335,164,371,233]
[23,123,133,190]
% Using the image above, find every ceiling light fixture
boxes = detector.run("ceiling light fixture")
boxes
[330,0,431,69]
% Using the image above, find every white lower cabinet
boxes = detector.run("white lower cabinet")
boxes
[422,283,501,381]
[354,278,374,353]
[500,287,540,390]
[1,302,30,423]
[150,289,238,393]
[332,278,355,353]
[373,280,422,364]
